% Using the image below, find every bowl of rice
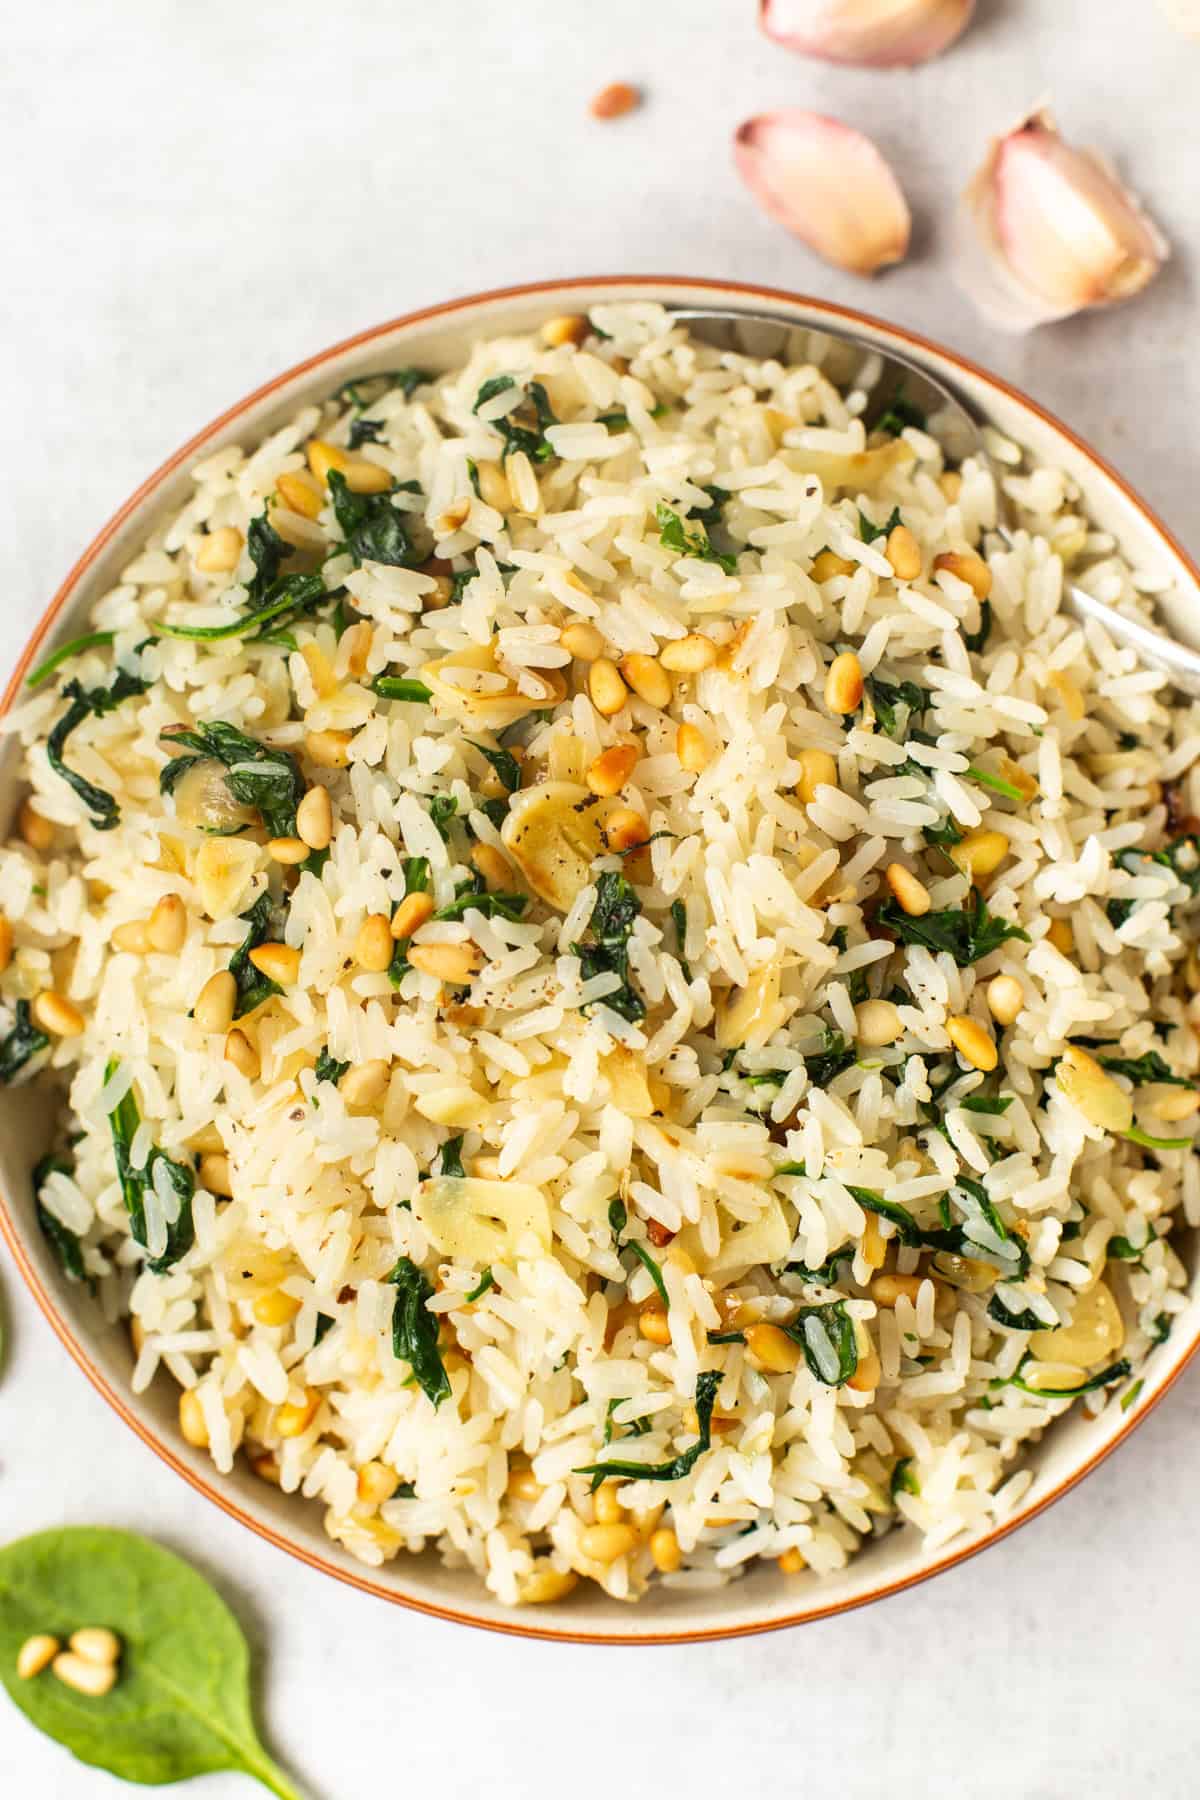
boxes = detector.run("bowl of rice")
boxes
[3,277,1199,1644]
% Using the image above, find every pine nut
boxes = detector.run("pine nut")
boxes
[52,1652,116,1697]
[618,653,672,709]
[275,1389,321,1438]
[339,1059,390,1107]
[811,550,855,582]
[1056,1045,1133,1134]
[589,81,641,120]
[391,892,436,939]
[593,1482,624,1525]
[660,634,717,674]
[198,1152,233,1196]
[145,893,187,953]
[250,1450,281,1485]
[305,729,354,768]
[676,723,710,773]
[357,1460,400,1505]
[307,441,351,485]
[587,743,640,796]
[604,807,650,853]
[589,657,629,716]
[846,1341,881,1393]
[871,1272,926,1306]
[579,1522,639,1563]
[475,461,512,512]
[540,314,589,348]
[824,651,863,715]
[778,1548,806,1574]
[508,1467,543,1502]
[296,784,333,850]
[951,829,1010,883]
[0,913,12,973]
[276,470,324,519]
[986,974,1024,1026]
[649,1528,682,1573]
[248,942,301,985]
[224,1028,261,1080]
[267,836,310,865]
[885,863,930,916]
[946,1013,998,1072]
[194,970,236,1034]
[861,1212,887,1270]
[933,550,992,599]
[307,441,391,495]
[407,943,482,983]
[194,526,244,573]
[252,1289,302,1326]
[69,1628,121,1668]
[31,991,84,1037]
[796,748,838,803]
[885,524,922,580]
[112,918,150,954]
[18,801,54,852]
[745,1322,802,1374]
[939,471,963,502]
[424,575,453,610]
[179,1387,209,1447]
[638,1307,671,1345]
[1153,1090,1200,1122]
[472,843,513,890]
[16,1634,60,1680]
[561,621,605,662]
[856,998,902,1047]
[1046,918,1074,955]
[354,913,394,973]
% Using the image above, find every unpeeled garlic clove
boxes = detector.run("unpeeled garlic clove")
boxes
[734,111,911,276]
[759,0,974,66]
[954,106,1168,332]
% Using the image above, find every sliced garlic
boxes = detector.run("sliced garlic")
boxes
[1028,1281,1125,1370]
[193,838,261,920]
[734,110,911,275]
[678,1197,794,1275]
[600,1047,657,1119]
[169,759,257,834]
[414,1175,552,1262]
[1054,1045,1133,1136]
[413,1086,490,1130]
[500,781,620,912]
[759,0,974,66]
[715,961,786,1050]
[955,106,1167,332]
[420,641,567,731]
[780,434,915,493]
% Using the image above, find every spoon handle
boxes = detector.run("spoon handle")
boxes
[1062,582,1200,698]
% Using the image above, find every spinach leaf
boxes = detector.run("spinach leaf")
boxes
[784,1246,854,1284]
[26,631,117,690]
[865,675,928,738]
[159,722,304,839]
[155,574,328,643]
[431,890,527,924]
[965,764,1025,804]
[992,1356,1131,1400]
[691,484,731,528]
[465,1268,494,1303]
[960,1094,1014,1116]
[1095,1048,1195,1089]
[877,888,1030,966]
[468,739,522,793]
[313,1047,349,1088]
[803,1028,857,1088]
[573,870,645,1023]
[106,1060,195,1273]
[576,1370,722,1481]
[385,1256,450,1408]
[962,600,993,655]
[987,1293,1047,1332]
[428,794,458,841]
[33,1154,88,1285]
[1108,1233,1149,1261]
[386,858,432,986]
[227,893,284,1018]
[371,675,433,704]
[334,367,429,410]
[890,1457,920,1498]
[47,666,151,829]
[347,417,384,449]
[438,1135,465,1179]
[0,1527,302,1797]
[473,375,559,462]
[313,1312,335,1345]
[875,395,927,436]
[669,899,691,981]
[628,1241,669,1309]
[0,1001,50,1085]
[655,504,737,575]
[327,469,419,568]
[707,1329,747,1345]
[844,1185,928,1249]
[782,1302,859,1385]
[858,505,902,545]
[923,816,965,850]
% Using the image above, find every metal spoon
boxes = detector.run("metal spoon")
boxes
[672,306,1200,698]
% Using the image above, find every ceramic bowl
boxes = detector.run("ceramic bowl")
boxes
[3,276,1198,1643]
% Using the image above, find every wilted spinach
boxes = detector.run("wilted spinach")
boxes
[438,1135,465,1179]
[858,504,902,545]
[47,665,151,829]
[782,1302,859,1385]
[877,888,1030,966]
[160,722,304,839]
[656,503,737,575]
[313,1047,349,1088]
[26,631,117,691]
[473,375,559,463]
[991,1355,1131,1400]
[385,1256,450,1408]
[334,367,429,410]
[0,1001,50,1085]
[226,893,285,1018]
[576,1370,722,1481]
[468,739,522,794]
[371,675,433,703]
[573,871,645,1023]
[106,1061,195,1273]
[33,1153,88,1285]
[866,675,928,738]
[327,470,421,568]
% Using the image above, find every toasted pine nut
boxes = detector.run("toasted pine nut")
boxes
[16,1634,60,1680]
[811,550,855,582]
[31,991,84,1037]
[561,621,605,662]
[618,653,672,709]
[0,913,13,974]
[649,1527,682,1573]
[796,748,838,804]
[198,1152,233,1197]
[593,1482,624,1525]
[778,1547,806,1574]
[933,550,992,599]
[946,1013,998,1072]
[862,1212,887,1270]
[407,943,482,983]
[113,918,150,954]
[472,843,513,890]
[507,1467,543,1502]
[179,1387,209,1447]
[296,784,333,850]
[885,863,930,916]
[1046,918,1074,955]
[541,314,590,348]
[195,525,244,573]
[587,743,640,796]
[339,1059,390,1107]
[276,470,323,519]
[871,1272,926,1306]
[354,913,394,973]
[275,1388,320,1438]
[224,1028,260,1080]
[745,1322,802,1374]
[579,1521,639,1562]
[885,524,922,580]
[252,1288,302,1327]
[846,1342,881,1393]
[145,892,187,953]
[195,970,236,1034]
[250,1449,281,1485]
[475,461,512,512]
[68,1627,121,1668]
[248,942,301,985]
[1153,1090,1200,1122]
[824,651,863,715]
[589,81,641,120]
[267,836,310,865]
[1056,1045,1133,1134]
[939,470,963,502]
[856,998,903,1047]
[307,440,352,485]
[986,974,1024,1026]
[589,657,629,716]
[391,891,436,938]
[676,723,710,773]
[357,1460,401,1505]
[342,459,392,495]
[951,829,1010,883]
[660,634,717,674]
[638,1307,671,1345]
[604,807,650,853]
[52,1652,116,1697]
[305,729,354,769]
[18,801,54,853]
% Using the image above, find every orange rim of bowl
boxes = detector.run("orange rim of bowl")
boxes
[2,273,1198,1644]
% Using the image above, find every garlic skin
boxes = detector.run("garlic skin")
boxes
[760,0,974,66]
[955,106,1168,332]
[734,112,911,276]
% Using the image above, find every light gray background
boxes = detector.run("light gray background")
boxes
[2,3,1198,1795]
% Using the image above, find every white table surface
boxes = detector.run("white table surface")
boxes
[3,2,1199,1794]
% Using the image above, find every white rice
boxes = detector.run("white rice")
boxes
[3,302,1195,1604]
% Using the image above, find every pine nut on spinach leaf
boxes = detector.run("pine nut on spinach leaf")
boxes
[0,1527,303,1796]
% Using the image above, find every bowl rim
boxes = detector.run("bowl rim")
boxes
[3,271,1198,1645]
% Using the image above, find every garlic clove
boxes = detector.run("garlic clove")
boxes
[734,111,911,276]
[760,0,974,67]
[954,106,1168,332]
